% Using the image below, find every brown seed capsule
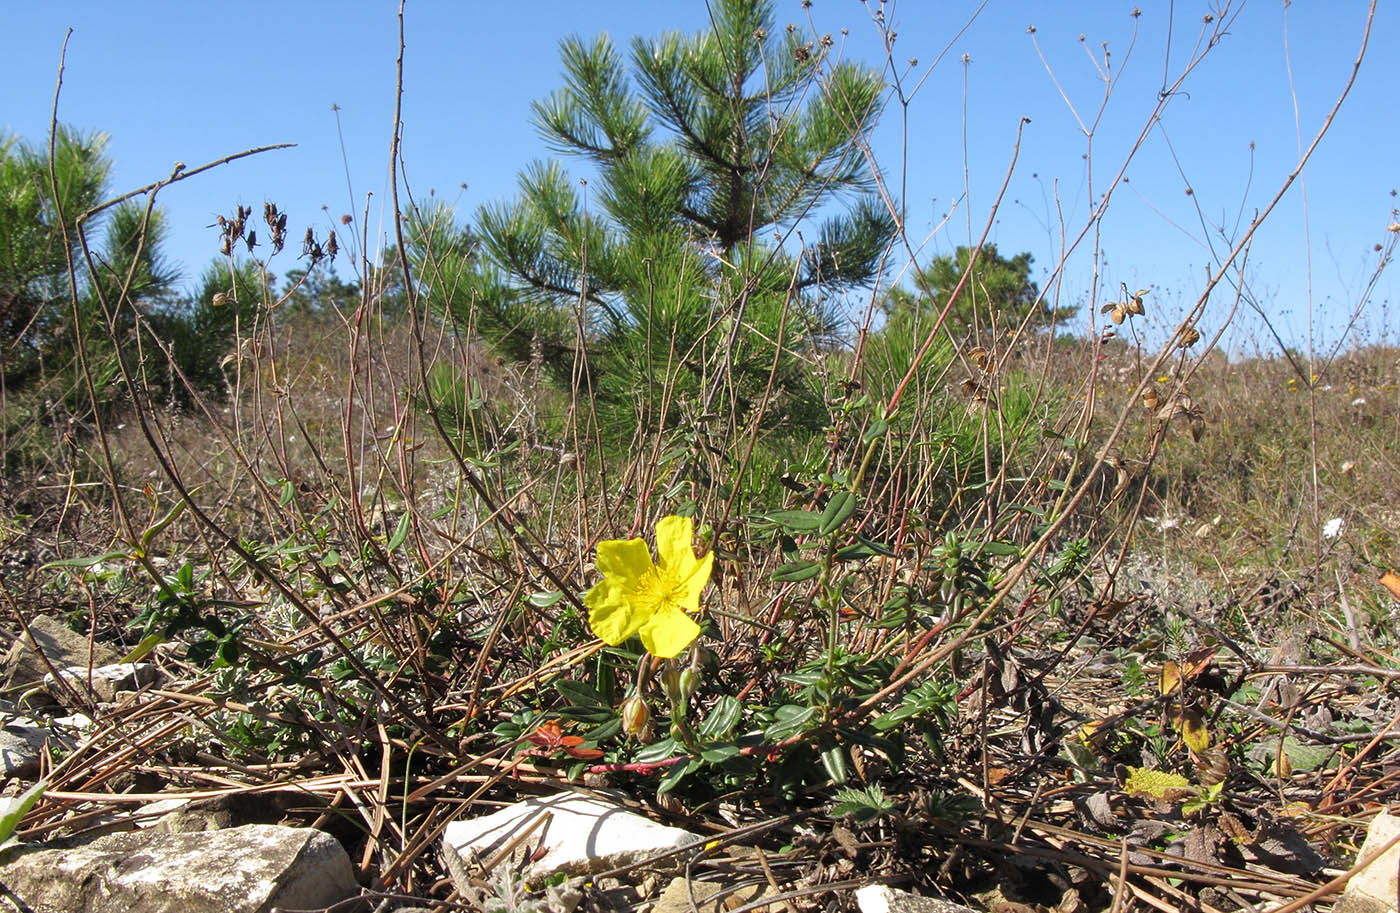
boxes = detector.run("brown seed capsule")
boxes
[1196,746,1229,786]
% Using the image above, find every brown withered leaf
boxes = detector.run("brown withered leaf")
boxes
[1219,810,1253,844]
[1076,791,1118,831]
[1173,823,1224,869]
[1181,646,1218,679]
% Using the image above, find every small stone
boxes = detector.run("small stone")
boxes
[653,876,772,913]
[1335,811,1400,913]
[0,723,50,779]
[2,616,121,696]
[855,885,979,913]
[44,662,161,704]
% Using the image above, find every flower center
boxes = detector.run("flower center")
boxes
[640,567,684,612]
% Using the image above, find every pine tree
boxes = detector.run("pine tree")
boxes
[883,244,1074,342]
[457,0,895,434]
[0,127,179,394]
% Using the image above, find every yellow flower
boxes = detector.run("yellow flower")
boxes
[585,516,714,658]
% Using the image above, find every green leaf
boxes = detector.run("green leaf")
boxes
[119,632,166,664]
[830,784,892,823]
[820,745,849,785]
[554,679,605,707]
[0,780,45,846]
[529,590,564,608]
[387,512,412,552]
[40,549,129,571]
[978,541,1022,557]
[861,418,890,442]
[765,704,819,741]
[656,757,692,793]
[835,538,890,561]
[819,492,858,535]
[321,550,341,568]
[699,695,741,740]
[584,717,622,743]
[762,510,822,532]
[772,561,821,582]
[634,737,680,764]
[700,744,740,764]
[139,499,187,550]
[1247,736,1336,773]
[553,706,614,724]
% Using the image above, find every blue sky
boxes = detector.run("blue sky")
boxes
[7,1,1395,354]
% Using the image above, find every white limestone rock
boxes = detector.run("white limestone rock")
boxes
[442,792,701,885]
[0,822,359,913]
[1336,811,1400,913]
[44,661,161,703]
[855,885,979,913]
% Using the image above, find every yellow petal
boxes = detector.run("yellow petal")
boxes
[655,515,713,611]
[639,606,701,658]
[586,579,643,645]
[678,550,713,612]
[654,516,695,572]
[596,536,654,584]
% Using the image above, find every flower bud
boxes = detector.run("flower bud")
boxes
[661,666,683,703]
[679,668,700,701]
[620,694,651,738]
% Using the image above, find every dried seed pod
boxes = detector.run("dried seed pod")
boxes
[1179,324,1201,348]
[1126,290,1148,316]
[1141,387,1161,411]
[1110,306,1125,325]
[1187,411,1206,442]
[1196,746,1229,786]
